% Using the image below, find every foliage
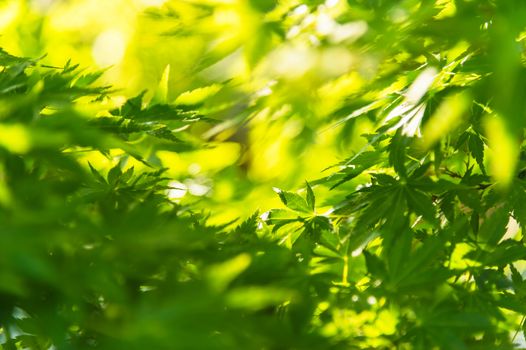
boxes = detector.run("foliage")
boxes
[1,0,526,349]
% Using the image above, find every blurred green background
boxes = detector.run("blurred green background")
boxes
[0,0,378,224]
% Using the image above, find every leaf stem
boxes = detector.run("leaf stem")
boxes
[512,315,526,342]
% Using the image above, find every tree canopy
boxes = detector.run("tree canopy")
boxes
[1,0,526,349]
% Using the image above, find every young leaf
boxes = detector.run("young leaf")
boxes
[88,162,106,184]
[107,163,123,186]
[305,181,315,211]
[273,187,311,213]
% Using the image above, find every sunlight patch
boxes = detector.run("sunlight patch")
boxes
[92,29,126,67]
